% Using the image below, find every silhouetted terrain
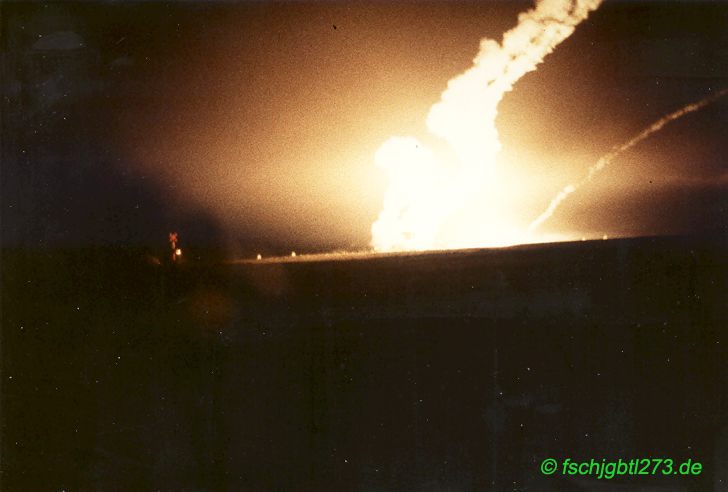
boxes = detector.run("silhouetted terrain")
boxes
[2,235,727,490]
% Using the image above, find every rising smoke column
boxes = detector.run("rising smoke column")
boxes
[372,0,603,252]
[529,87,728,231]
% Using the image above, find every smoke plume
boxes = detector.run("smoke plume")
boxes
[372,0,603,251]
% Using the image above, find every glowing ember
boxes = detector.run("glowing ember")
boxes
[371,0,603,252]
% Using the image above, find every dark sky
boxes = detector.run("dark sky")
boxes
[3,0,727,255]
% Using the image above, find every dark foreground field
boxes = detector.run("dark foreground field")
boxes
[2,235,727,490]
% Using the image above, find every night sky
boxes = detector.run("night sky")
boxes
[3,1,727,256]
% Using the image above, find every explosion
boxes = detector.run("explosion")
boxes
[371,0,604,252]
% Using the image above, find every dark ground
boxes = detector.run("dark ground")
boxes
[2,235,727,491]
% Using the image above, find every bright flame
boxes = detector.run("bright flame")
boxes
[371,0,603,252]
[175,248,182,256]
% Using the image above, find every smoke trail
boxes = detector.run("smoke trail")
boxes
[529,87,728,231]
[372,0,603,252]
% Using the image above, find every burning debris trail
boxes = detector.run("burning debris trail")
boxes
[372,0,603,252]
[529,87,728,231]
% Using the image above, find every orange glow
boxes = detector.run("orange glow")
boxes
[371,0,602,252]
[175,248,182,256]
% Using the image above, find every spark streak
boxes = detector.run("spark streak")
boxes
[529,87,728,231]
